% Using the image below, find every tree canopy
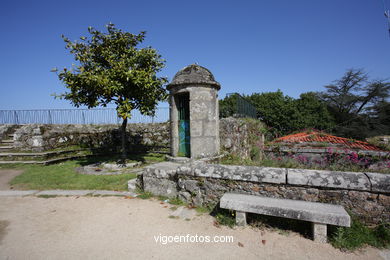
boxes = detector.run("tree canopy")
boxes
[54,23,168,120]
[220,90,334,137]
[54,23,168,158]
[319,69,390,138]
[219,69,389,140]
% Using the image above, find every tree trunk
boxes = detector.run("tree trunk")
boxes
[120,117,128,163]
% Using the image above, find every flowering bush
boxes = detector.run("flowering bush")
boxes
[263,147,390,173]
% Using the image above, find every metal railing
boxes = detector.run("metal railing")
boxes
[226,93,257,119]
[0,108,169,125]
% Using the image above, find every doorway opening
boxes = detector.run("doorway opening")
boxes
[176,93,190,157]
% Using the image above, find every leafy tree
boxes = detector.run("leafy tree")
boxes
[54,23,168,159]
[220,91,334,137]
[248,91,334,136]
[293,92,335,131]
[319,69,390,138]
[248,90,296,136]
[219,94,238,118]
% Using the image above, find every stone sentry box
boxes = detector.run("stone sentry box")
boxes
[167,64,220,159]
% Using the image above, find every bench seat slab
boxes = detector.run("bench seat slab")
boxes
[220,193,350,227]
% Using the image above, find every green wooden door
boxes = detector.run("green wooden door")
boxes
[177,94,190,157]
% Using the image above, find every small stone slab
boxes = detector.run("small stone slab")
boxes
[287,169,370,191]
[92,190,137,197]
[365,172,390,193]
[101,162,141,170]
[193,164,286,184]
[220,193,350,227]
[0,190,38,196]
[169,206,197,220]
[0,161,44,164]
[36,190,93,196]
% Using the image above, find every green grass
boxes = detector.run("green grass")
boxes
[195,206,212,214]
[1,152,166,191]
[213,208,236,228]
[167,197,185,206]
[330,220,390,250]
[6,160,137,191]
[137,191,153,199]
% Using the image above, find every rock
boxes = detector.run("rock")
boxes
[178,191,192,202]
[31,136,44,147]
[169,206,197,220]
[128,179,137,192]
[143,177,178,198]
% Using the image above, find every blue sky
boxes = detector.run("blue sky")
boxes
[0,0,389,110]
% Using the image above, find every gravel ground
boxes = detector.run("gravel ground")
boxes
[0,196,388,260]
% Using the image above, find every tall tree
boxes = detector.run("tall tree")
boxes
[319,69,390,138]
[54,23,168,160]
[293,92,335,131]
[248,90,296,135]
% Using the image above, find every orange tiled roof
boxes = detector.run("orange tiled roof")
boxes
[274,131,382,151]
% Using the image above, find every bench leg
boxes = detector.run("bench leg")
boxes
[312,223,327,243]
[236,211,247,226]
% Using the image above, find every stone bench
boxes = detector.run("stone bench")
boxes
[220,193,351,243]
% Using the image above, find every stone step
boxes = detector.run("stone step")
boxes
[1,139,14,143]
[0,160,45,164]
[0,146,13,150]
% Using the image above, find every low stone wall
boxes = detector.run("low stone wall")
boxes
[141,162,390,224]
[1,117,263,154]
[12,123,170,151]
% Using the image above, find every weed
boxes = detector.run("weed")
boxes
[137,191,153,200]
[330,220,390,250]
[168,197,186,206]
[214,208,236,228]
[37,195,57,199]
[157,195,169,201]
[195,206,211,214]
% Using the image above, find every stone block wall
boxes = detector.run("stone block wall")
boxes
[11,123,170,151]
[141,162,390,224]
[1,117,261,154]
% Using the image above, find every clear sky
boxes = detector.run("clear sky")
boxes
[0,0,389,110]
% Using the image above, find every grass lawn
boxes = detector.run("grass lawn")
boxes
[1,152,165,191]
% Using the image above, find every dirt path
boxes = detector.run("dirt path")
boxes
[0,196,387,260]
[0,169,23,190]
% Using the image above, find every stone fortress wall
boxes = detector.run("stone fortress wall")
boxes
[141,161,390,224]
[0,117,257,154]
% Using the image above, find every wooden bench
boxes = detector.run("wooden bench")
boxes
[220,193,351,243]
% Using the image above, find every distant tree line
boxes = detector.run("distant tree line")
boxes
[219,69,390,140]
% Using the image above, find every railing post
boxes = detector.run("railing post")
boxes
[48,110,52,124]
[14,111,19,125]
[82,111,85,124]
